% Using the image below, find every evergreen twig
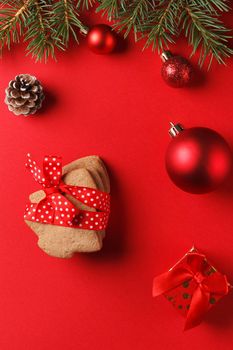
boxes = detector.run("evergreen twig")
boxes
[51,0,86,45]
[142,0,181,51]
[0,0,232,66]
[76,0,95,10]
[96,0,123,20]
[181,2,233,68]
[0,0,31,50]
[24,0,62,62]
[98,0,233,68]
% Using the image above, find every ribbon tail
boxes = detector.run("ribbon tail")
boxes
[184,287,209,331]
[153,268,193,297]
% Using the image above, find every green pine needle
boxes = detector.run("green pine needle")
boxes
[76,0,95,10]
[96,0,123,20]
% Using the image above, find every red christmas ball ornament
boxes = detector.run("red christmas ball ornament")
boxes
[87,24,117,54]
[165,123,232,194]
[161,51,193,88]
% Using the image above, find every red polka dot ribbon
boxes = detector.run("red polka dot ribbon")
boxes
[24,154,110,230]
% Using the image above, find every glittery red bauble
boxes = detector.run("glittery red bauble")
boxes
[87,24,117,54]
[166,125,232,194]
[161,53,193,88]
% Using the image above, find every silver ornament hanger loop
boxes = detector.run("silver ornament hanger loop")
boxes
[169,122,184,138]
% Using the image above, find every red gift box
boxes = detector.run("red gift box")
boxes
[153,247,232,330]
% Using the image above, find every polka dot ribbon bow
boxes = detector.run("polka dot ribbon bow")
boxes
[24,154,110,230]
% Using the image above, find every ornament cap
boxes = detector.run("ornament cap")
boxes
[161,51,173,62]
[169,122,184,137]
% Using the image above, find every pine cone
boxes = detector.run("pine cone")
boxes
[5,74,45,116]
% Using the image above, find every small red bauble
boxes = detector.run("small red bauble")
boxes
[165,123,232,194]
[87,24,117,54]
[161,51,193,88]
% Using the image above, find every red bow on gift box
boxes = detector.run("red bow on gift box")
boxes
[153,252,229,330]
[24,154,110,230]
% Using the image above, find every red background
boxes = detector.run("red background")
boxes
[0,8,233,350]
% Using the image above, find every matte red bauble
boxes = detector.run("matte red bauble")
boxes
[165,123,232,194]
[161,51,193,88]
[87,24,117,54]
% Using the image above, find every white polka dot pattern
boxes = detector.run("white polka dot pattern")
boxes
[24,154,110,230]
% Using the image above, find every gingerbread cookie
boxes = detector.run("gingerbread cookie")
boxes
[24,155,110,258]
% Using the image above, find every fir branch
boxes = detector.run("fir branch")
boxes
[0,0,232,65]
[111,0,154,39]
[181,2,233,68]
[76,0,95,10]
[97,0,233,67]
[142,0,181,51]
[0,0,31,49]
[24,0,63,62]
[191,0,230,13]
[51,0,86,45]
[96,0,125,20]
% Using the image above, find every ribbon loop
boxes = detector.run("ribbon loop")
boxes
[42,155,63,187]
